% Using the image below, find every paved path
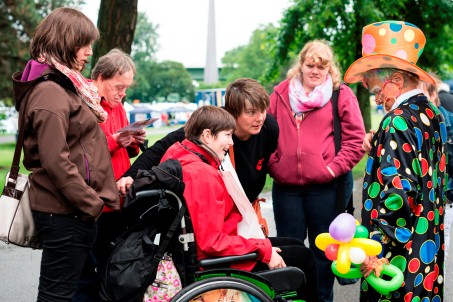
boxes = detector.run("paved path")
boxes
[1,176,451,301]
[260,179,453,301]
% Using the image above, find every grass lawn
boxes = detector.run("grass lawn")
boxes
[0,142,26,189]
[0,127,181,188]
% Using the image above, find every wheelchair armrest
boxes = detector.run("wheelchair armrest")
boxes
[256,266,305,293]
[199,252,258,267]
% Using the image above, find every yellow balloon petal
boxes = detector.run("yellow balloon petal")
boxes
[336,244,351,274]
[315,233,339,251]
[349,238,382,256]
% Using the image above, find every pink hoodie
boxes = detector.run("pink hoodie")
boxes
[268,79,365,186]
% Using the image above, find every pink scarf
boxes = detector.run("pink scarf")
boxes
[289,75,333,114]
[38,55,108,122]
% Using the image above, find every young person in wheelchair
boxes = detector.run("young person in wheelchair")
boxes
[160,106,318,301]
[118,78,279,237]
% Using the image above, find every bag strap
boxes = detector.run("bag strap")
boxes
[6,74,57,189]
[331,86,346,215]
[332,88,341,155]
[7,93,28,188]
[143,203,186,289]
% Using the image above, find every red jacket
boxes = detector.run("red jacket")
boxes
[268,80,365,186]
[161,140,272,271]
[100,100,140,210]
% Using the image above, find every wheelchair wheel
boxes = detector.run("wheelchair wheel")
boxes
[171,276,274,302]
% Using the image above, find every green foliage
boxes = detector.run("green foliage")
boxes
[0,0,86,100]
[1,98,14,107]
[220,24,286,92]
[128,60,195,102]
[151,61,195,102]
[268,0,453,130]
[127,12,195,103]
[0,142,28,189]
[196,82,228,89]
[132,12,159,62]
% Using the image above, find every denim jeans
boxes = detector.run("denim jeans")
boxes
[33,212,97,302]
[73,211,125,302]
[272,172,353,302]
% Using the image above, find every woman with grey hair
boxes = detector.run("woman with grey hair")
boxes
[74,48,146,301]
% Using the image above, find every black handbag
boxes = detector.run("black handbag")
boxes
[99,200,186,302]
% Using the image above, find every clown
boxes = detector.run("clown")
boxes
[345,21,446,302]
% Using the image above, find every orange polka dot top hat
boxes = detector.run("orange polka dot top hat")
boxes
[344,20,434,84]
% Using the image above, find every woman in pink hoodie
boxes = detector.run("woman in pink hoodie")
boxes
[268,40,365,302]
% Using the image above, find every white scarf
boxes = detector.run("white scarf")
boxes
[289,74,333,114]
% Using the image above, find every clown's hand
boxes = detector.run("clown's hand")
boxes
[361,256,389,278]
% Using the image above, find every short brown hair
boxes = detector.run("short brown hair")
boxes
[91,48,136,80]
[224,78,269,119]
[30,7,99,70]
[184,106,236,141]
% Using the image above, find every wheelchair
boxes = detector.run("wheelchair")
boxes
[131,189,307,302]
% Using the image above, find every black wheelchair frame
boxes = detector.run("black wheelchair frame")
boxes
[133,189,306,302]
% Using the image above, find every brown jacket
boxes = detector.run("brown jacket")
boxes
[12,67,119,221]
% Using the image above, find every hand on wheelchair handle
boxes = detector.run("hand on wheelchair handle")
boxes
[116,176,134,196]
[268,247,286,270]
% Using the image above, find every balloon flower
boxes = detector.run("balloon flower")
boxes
[315,213,404,296]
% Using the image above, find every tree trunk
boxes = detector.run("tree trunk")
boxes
[92,0,138,66]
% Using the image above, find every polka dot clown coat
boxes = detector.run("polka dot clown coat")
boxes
[361,93,446,302]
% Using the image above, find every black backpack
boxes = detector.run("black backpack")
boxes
[99,159,190,302]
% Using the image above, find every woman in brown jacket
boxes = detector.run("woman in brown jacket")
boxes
[12,8,118,301]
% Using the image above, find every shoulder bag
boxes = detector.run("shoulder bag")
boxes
[0,75,42,249]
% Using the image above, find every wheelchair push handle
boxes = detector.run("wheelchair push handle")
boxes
[135,189,162,201]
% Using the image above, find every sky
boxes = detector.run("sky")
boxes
[82,0,291,67]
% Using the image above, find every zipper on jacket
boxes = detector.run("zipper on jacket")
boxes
[294,113,303,185]
[297,125,303,186]
[276,85,306,185]
[294,113,303,130]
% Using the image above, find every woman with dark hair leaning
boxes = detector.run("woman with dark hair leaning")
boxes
[159,106,318,301]
[118,78,278,236]
[12,7,118,302]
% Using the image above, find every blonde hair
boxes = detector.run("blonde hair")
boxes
[287,40,341,89]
